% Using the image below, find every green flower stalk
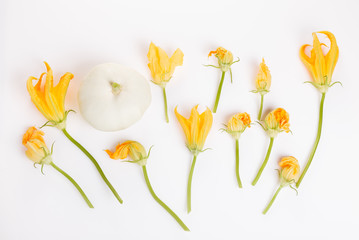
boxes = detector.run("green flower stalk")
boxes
[22,127,93,208]
[105,141,189,231]
[206,47,240,113]
[296,31,341,188]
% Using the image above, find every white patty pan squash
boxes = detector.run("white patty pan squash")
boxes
[78,63,151,131]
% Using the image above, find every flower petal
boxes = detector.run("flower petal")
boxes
[27,76,53,120]
[299,44,317,81]
[147,42,161,82]
[196,107,213,149]
[189,106,200,148]
[22,127,49,163]
[43,62,62,122]
[279,156,300,181]
[256,58,271,91]
[312,33,326,84]
[105,141,133,160]
[169,48,184,69]
[53,72,73,115]
[175,106,192,145]
[318,31,339,82]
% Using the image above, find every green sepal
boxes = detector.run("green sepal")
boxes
[329,81,343,88]
[230,57,240,66]
[203,64,220,69]
[256,121,267,131]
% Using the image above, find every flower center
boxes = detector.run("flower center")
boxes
[111,82,122,95]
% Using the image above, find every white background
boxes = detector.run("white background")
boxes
[1,0,358,239]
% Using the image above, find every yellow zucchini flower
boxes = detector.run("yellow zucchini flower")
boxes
[299,31,339,93]
[297,31,340,188]
[224,112,251,188]
[147,42,184,122]
[27,62,73,129]
[209,47,234,72]
[22,126,52,165]
[174,105,213,156]
[262,156,300,214]
[225,112,251,139]
[22,127,94,208]
[105,140,189,231]
[105,140,149,166]
[207,47,239,113]
[175,105,213,213]
[264,108,290,138]
[253,59,271,120]
[147,42,184,86]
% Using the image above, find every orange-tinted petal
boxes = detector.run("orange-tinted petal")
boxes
[227,112,251,132]
[274,108,290,132]
[106,141,147,164]
[22,127,49,163]
[105,141,133,160]
[279,156,300,181]
[208,50,218,57]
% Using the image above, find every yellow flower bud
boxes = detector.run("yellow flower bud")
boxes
[264,108,290,138]
[255,58,271,93]
[226,112,251,139]
[105,141,149,166]
[22,127,52,165]
[208,47,234,72]
[279,156,300,184]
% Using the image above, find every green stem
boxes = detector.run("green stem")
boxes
[187,155,197,213]
[162,87,169,123]
[258,94,264,120]
[50,162,94,208]
[262,185,283,214]
[142,166,190,231]
[235,139,242,188]
[296,93,326,188]
[252,137,274,186]
[213,71,226,113]
[62,128,123,204]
